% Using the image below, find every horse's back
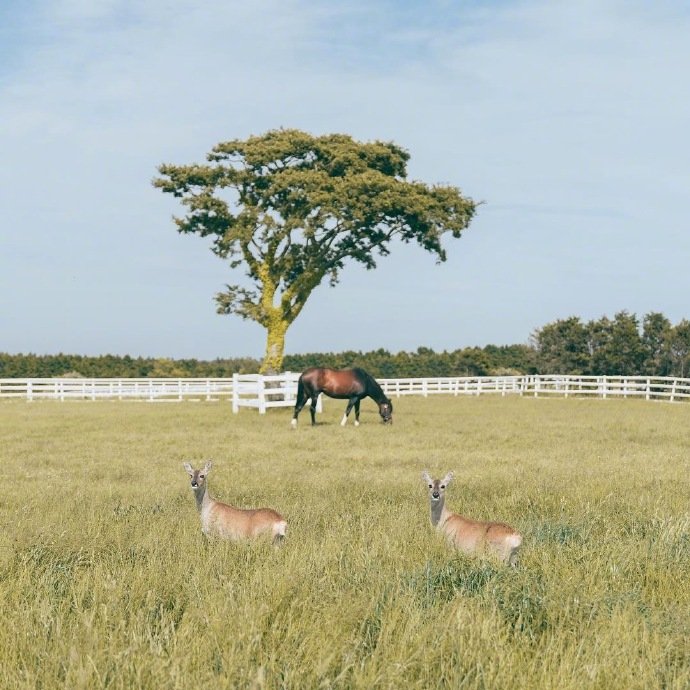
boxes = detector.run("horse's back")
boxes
[298,367,324,388]
[299,366,365,397]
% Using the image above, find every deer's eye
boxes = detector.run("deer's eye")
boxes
[440,485,445,489]
[199,474,205,479]
[428,484,433,489]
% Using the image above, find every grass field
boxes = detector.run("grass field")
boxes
[1,395,688,689]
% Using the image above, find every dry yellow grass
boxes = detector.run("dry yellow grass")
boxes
[0,396,688,689]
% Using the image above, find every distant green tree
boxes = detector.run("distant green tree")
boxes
[588,311,645,375]
[532,316,590,374]
[641,312,673,375]
[481,344,525,374]
[154,129,477,373]
[148,358,189,378]
[668,319,690,377]
[451,347,492,376]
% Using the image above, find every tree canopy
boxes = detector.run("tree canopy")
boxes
[531,310,689,376]
[154,129,477,371]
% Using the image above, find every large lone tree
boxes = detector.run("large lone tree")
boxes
[154,129,477,372]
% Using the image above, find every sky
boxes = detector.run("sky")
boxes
[1,0,689,360]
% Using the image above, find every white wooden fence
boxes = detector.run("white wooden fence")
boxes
[2,375,690,409]
[0,377,234,402]
[378,375,690,402]
[231,373,321,414]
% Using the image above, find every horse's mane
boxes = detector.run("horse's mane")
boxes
[353,367,389,402]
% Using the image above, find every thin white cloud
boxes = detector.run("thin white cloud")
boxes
[1,0,689,357]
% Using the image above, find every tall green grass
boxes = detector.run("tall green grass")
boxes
[1,396,688,689]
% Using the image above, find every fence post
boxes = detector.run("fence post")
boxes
[258,375,266,414]
[670,378,677,403]
[646,378,650,401]
[283,372,292,403]
[27,380,33,402]
[232,373,239,413]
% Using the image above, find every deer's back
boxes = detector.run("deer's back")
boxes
[203,500,286,540]
[442,514,521,556]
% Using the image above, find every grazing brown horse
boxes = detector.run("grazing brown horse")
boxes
[291,367,393,427]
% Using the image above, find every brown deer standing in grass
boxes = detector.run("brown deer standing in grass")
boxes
[421,471,522,566]
[183,461,287,544]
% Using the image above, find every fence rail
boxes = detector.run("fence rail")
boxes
[0,377,234,402]
[378,375,690,402]
[2,375,690,409]
[230,372,323,414]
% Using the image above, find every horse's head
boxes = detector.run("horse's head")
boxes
[378,399,393,424]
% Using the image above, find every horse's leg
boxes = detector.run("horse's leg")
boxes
[354,399,361,427]
[341,397,357,426]
[291,385,310,428]
[309,394,319,426]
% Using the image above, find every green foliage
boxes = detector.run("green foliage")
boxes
[154,129,477,371]
[641,312,673,375]
[4,311,690,379]
[668,319,690,377]
[532,311,690,377]
[1,346,536,380]
[0,397,688,689]
[531,316,590,374]
[283,344,536,378]
[0,353,261,378]
[588,311,646,376]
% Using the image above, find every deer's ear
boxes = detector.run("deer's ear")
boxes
[203,460,213,473]
[441,471,454,486]
[183,462,194,476]
[421,470,432,485]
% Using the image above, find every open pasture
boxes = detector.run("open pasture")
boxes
[1,396,688,689]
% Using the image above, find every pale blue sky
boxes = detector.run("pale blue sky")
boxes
[1,0,689,359]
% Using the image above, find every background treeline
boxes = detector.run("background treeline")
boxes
[0,347,530,379]
[532,311,690,377]
[3,311,690,379]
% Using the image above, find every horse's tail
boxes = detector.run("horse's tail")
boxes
[295,375,305,407]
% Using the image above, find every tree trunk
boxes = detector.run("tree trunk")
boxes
[260,319,288,374]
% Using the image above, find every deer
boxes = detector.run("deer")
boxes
[183,461,287,545]
[421,471,522,566]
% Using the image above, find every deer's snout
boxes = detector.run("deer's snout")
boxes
[431,490,440,500]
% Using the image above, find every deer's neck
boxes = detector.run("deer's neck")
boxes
[193,484,212,513]
[429,498,449,528]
